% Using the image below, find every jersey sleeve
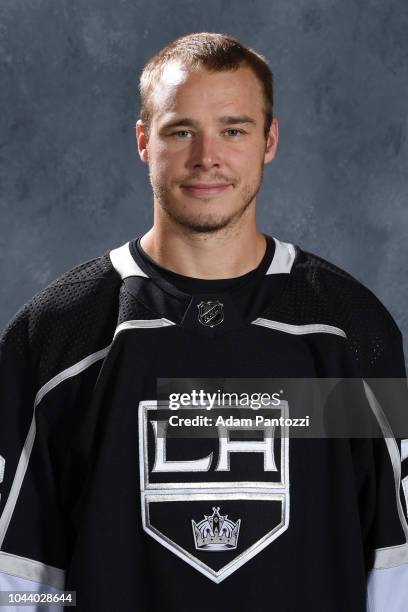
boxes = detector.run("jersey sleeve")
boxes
[0,305,68,610]
[363,330,408,611]
[0,255,119,612]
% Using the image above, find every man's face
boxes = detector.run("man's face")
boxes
[136,63,278,233]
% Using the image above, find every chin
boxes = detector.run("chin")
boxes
[158,189,254,232]
[166,208,235,233]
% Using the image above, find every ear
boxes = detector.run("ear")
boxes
[264,118,279,165]
[135,119,149,164]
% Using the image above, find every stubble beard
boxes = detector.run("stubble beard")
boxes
[149,166,264,234]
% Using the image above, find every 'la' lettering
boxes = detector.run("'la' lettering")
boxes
[150,421,277,472]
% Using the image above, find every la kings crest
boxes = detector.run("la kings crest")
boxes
[138,402,290,583]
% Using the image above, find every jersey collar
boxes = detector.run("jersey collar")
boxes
[109,234,297,337]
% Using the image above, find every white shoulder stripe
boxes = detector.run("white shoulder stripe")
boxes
[114,318,176,337]
[110,242,148,279]
[35,347,110,408]
[266,238,296,274]
[251,317,347,338]
[0,550,65,590]
[401,439,408,461]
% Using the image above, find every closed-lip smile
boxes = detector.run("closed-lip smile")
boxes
[180,182,232,197]
[182,183,230,188]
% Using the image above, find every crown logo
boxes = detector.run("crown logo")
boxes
[192,506,241,551]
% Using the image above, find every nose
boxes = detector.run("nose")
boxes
[189,133,221,171]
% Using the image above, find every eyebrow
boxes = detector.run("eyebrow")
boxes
[160,115,257,130]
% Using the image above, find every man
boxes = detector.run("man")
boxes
[0,32,407,611]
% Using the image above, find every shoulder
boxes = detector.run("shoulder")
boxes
[266,239,404,375]
[292,244,401,336]
[0,250,122,387]
[26,250,121,319]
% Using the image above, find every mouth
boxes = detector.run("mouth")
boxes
[180,183,232,197]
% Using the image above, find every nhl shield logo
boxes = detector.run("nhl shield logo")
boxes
[138,401,290,583]
[197,300,224,327]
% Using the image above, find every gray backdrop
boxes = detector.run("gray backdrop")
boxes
[1,0,407,359]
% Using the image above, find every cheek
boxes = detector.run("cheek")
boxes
[227,141,261,164]
[240,146,265,171]
[150,152,180,184]
[159,149,187,176]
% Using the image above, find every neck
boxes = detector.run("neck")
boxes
[140,210,266,280]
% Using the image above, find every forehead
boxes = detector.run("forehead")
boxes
[150,62,265,122]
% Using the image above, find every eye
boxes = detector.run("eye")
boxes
[225,128,245,137]
[172,130,192,138]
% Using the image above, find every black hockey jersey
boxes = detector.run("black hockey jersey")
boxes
[0,234,407,611]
